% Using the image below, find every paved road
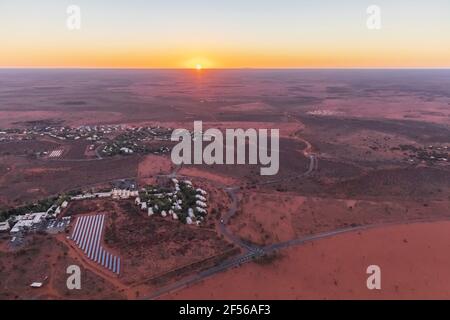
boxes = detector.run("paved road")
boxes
[146,214,450,300]
[145,132,321,299]
[145,115,328,299]
[145,224,372,300]
[219,187,256,251]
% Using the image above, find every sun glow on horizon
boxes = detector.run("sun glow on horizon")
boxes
[183,57,215,70]
[1,1,450,68]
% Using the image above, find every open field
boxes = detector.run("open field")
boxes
[0,234,125,299]
[229,191,450,246]
[167,221,450,300]
[0,69,449,299]
[0,155,139,207]
[138,154,174,185]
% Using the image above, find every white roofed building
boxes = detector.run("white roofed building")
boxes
[196,200,207,208]
[130,190,139,197]
[10,212,47,233]
[0,221,10,233]
[30,282,43,288]
[195,195,207,201]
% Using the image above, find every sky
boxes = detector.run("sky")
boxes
[1,0,450,68]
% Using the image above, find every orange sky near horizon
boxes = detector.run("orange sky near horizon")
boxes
[1,1,450,69]
[3,43,450,69]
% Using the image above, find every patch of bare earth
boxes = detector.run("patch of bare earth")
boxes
[138,154,174,185]
[0,234,125,300]
[167,221,450,300]
[230,191,450,246]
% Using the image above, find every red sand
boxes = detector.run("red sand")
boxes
[179,167,238,186]
[0,110,123,127]
[167,221,450,300]
[137,154,173,184]
[219,102,273,113]
[0,111,63,127]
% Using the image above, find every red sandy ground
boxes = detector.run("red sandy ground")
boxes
[197,121,304,139]
[134,120,303,139]
[61,189,232,298]
[137,154,174,185]
[0,111,123,127]
[167,221,450,300]
[0,154,139,206]
[0,234,125,300]
[318,129,422,162]
[178,167,238,187]
[318,96,450,125]
[218,102,273,113]
[0,111,63,127]
[230,191,450,246]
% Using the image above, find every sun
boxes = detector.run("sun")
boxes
[184,58,214,70]
[184,57,213,70]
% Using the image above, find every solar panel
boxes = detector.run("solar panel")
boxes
[71,217,80,240]
[108,253,113,270]
[84,215,96,253]
[80,215,92,251]
[93,215,104,261]
[88,215,100,258]
[101,248,106,266]
[86,215,96,258]
[74,216,86,245]
[105,252,110,269]
[70,214,121,275]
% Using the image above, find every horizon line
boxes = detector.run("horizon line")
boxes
[1,66,450,71]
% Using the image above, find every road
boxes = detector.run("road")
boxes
[144,127,321,299]
[146,214,450,300]
[145,224,379,300]
[219,187,256,251]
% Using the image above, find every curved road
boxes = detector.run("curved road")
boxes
[145,123,321,299]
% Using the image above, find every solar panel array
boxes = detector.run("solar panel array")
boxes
[70,214,121,275]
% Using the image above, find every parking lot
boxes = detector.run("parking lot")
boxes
[46,217,71,234]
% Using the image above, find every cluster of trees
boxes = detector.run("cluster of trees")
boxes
[101,131,171,157]
[137,181,206,223]
[0,196,58,222]
[0,194,70,222]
